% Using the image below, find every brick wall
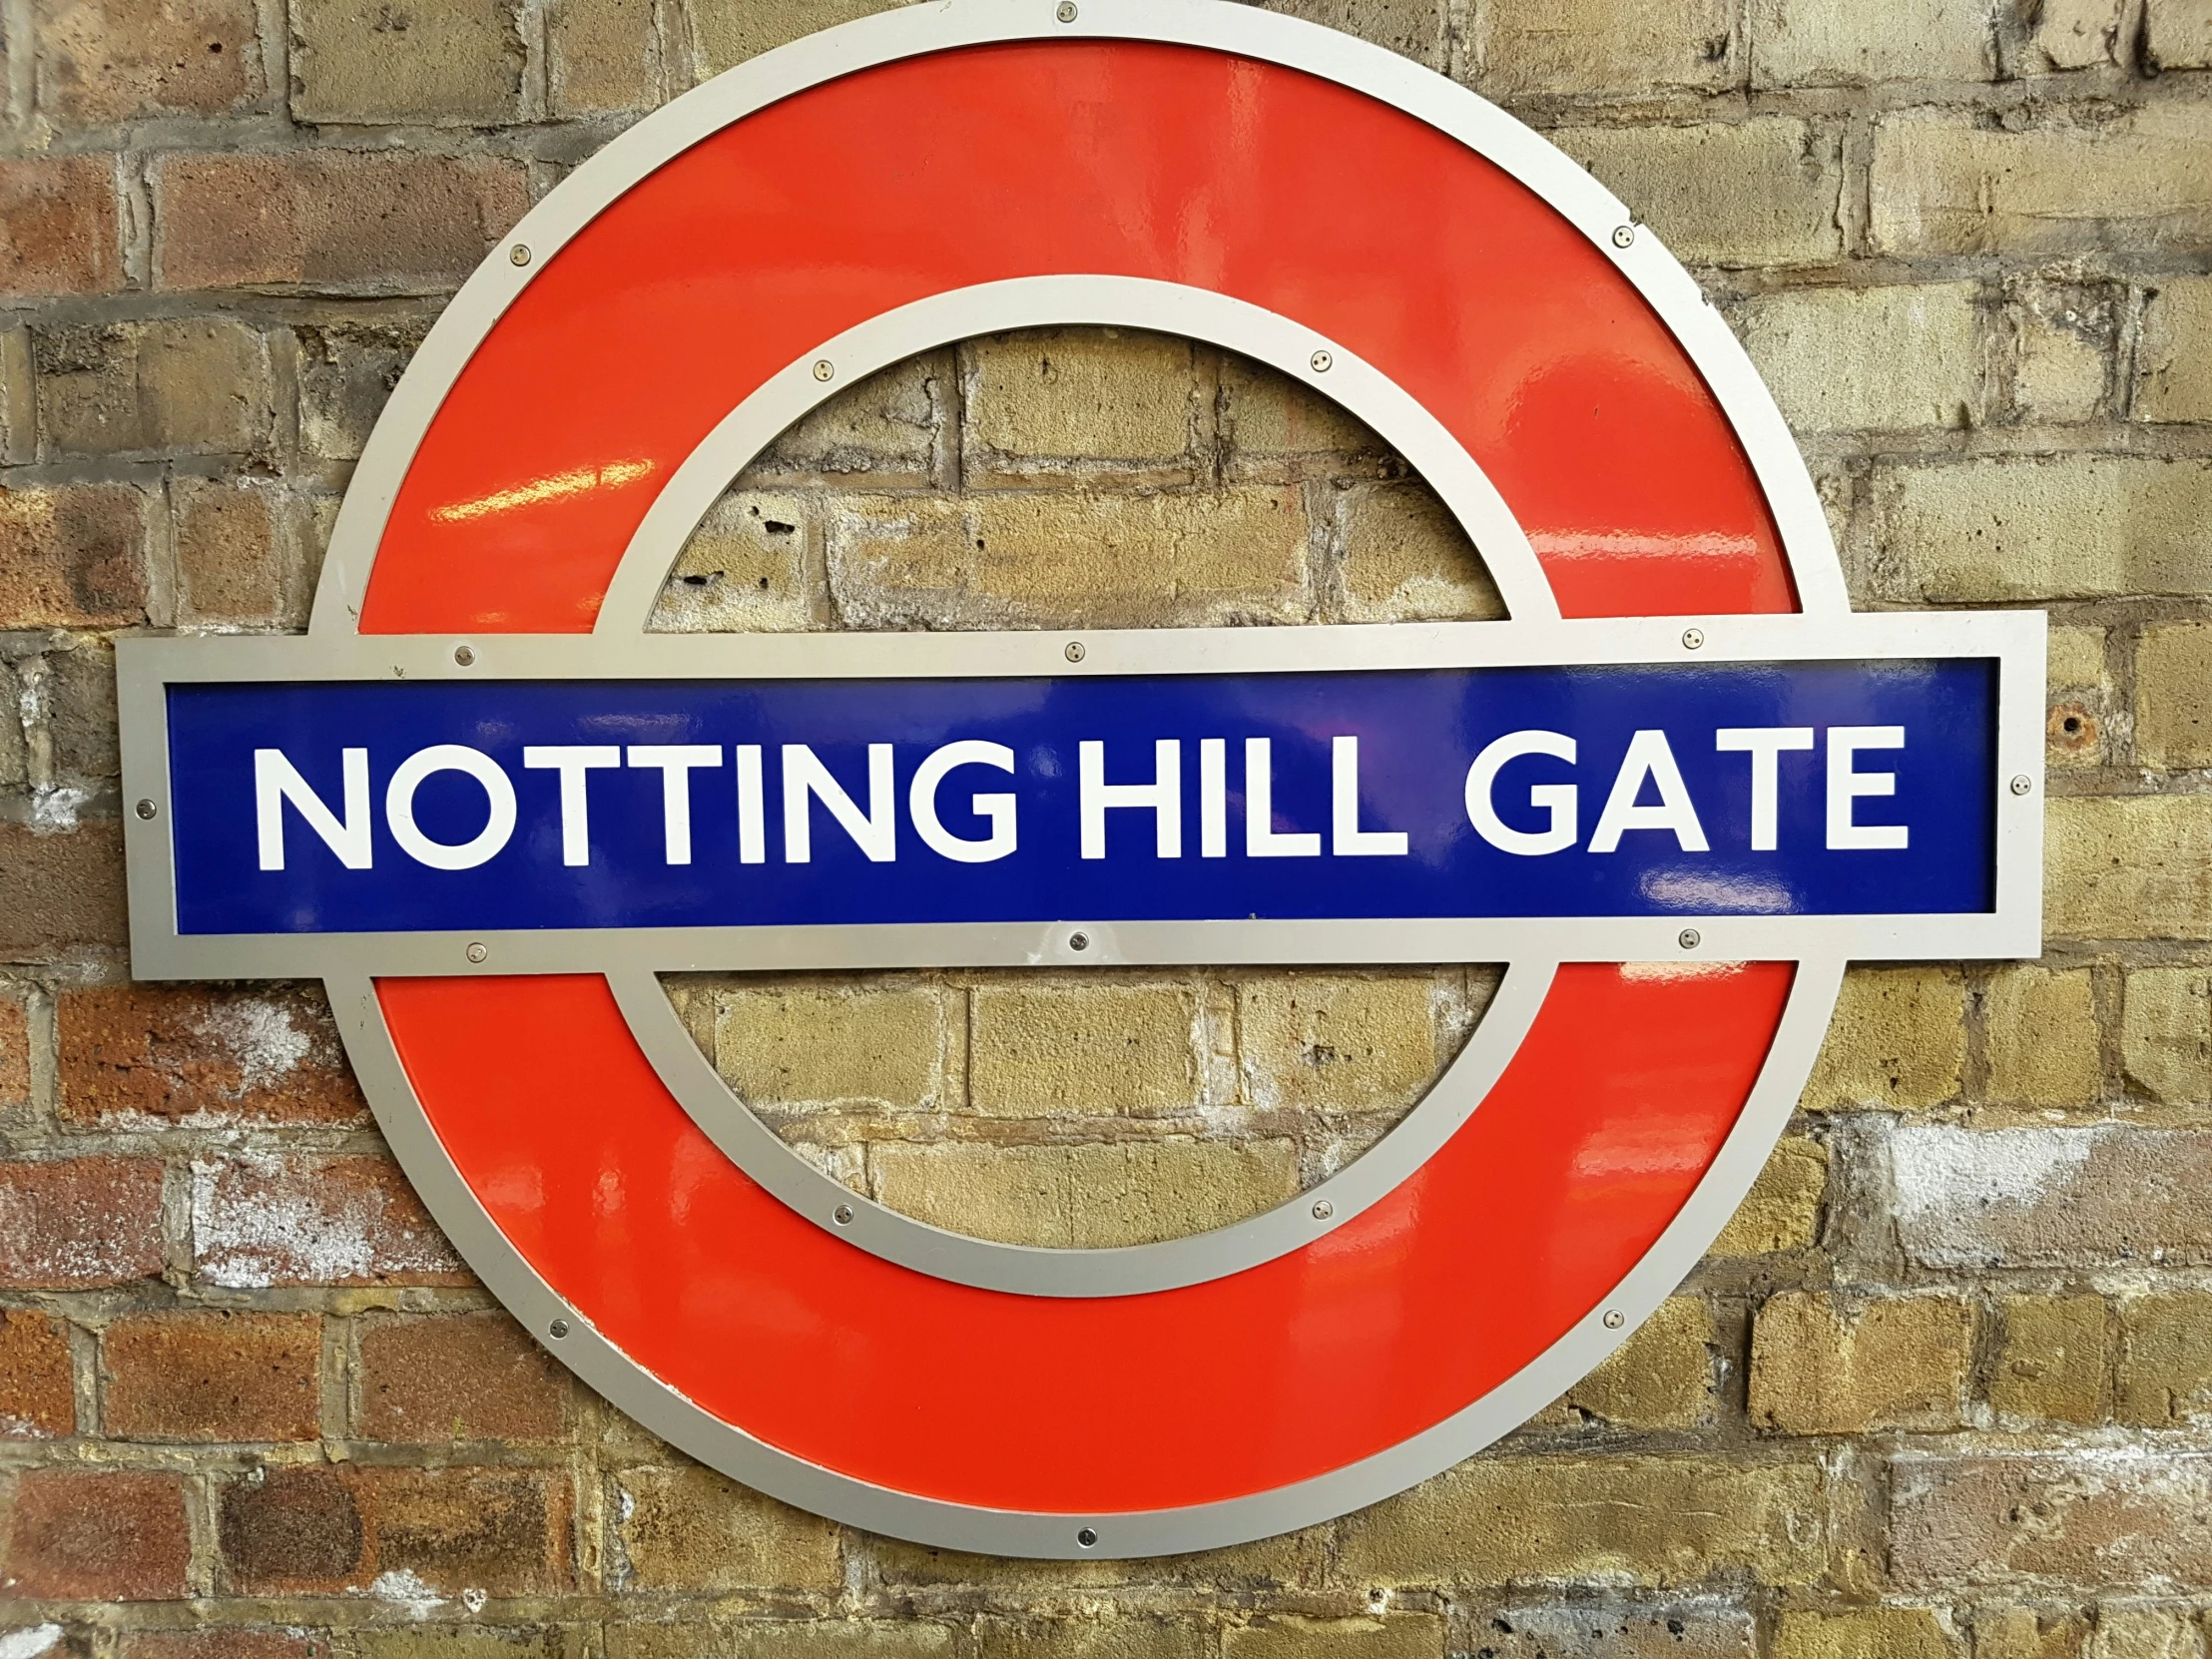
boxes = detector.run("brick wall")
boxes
[0,0,2208,1654]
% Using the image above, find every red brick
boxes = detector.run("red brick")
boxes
[59,985,366,1128]
[220,1464,573,1595]
[0,482,148,628]
[1892,1453,2212,1590]
[103,1311,320,1441]
[0,1157,164,1289]
[121,1635,320,1659]
[0,1310,74,1439]
[0,824,129,962]
[356,1313,568,1441]
[0,158,119,295]
[35,0,261,125]
[192,1155,464,1289]
[0,991,28,1109]
[0,1467,191,1599]
[154,152,527,289]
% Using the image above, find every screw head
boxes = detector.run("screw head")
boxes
[1310,348,1333,373]
[510,244,531,267]
[2009,774,2033,797]
[1068,931,1089,952]
[1603,1309,1625,1330]
[465,941,488,964]
[1076,1526,1099,1548]
[135,798,158,820]
[1056,1,1077,19]
[1064,640,1085,663]
[813,359,835,382]
[549,1317,570,1338]
[833,1203,854,1226]
[453,643,476,667]
[1610,225,1636,250]
[1678,927,1701,950]
[1312,1198,1334,1221]
[1681,627,1705,650]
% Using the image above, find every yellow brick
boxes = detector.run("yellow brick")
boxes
[1873,456,2212,604]
[2116,1291,2212,1425]
[715,982,949,1111]
[548,0,658,114]
[869,1139,1300,1247]
[1223,1617,1446,1659]
[969,982,1200,1118]
[2137,624,2212,769]
[1738,283,1984,433]
[1871,107,2212,257]
[1473,0,1736,99]
[2121,967,2211,1108]
[1558,1297,1716,1429]
[2011,285,2113,425]
[1336,485,1505,623]
[1985,966,2101,1111]
[37,318,273,457]
[1554,120,1843,268]
[1975,1609,2088,1659]
[1335,1456,1828,1585]
[1471,1607,1756,1657]
[2027,0,2125,67]
[1802,967,1965,1112]
[693,0,904,73]
[964,328,1196,479]
[655,491,813,633]
[2049,627,2108,691]
[616,1463,842,1591]
[756,354,943,487]
[2147,0,2212,67]
[357,1633,567,1659]
[2137,277,2212,423]
[1749,0,1989,84]
[611,1622,952,1659]
[2090,1608,2196,1659]
[2047,633,2110,769]
[972,1620,1208,1659]
[1220,353,1387,465]
[827,488,1310,630]
[1238,974,1443,1114]
[1252,0,1445,67]
[2048,796,2212,941]
[1711,1135,1829,1256]
[1774,1609,1954,1659]
[873,1524,1318,1588]
[1749,1292,1974,1432]
[291,0,523,123]
[1991,1294,2107,1425]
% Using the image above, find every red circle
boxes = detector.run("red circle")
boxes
[359,41,1797,1514]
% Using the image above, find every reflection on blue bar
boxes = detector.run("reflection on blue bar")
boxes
[167,661,1997,935]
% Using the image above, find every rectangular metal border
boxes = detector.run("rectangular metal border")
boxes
[117,611,2047,979]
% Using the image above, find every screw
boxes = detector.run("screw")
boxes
[1678,928,1701,950]
[1056,1,1078,18]
[1681,628,1704,650]
[812,358,834,382]
[510,244,531,267]
[549,1317,570,1338]
[1068,931,1089,952]
[453,643,476,667]
[1076,1526,1099,1548]
[833,1204,854,1226]
[1312,1198,1334,1221]
[135,798,158,820]
[1603,1309,1625,1330]
[1611,225,1636,250]
[1310,348,1333,373]
[466,941,488,964]
[2009,775,2033,797]
[1064,640,1085,663]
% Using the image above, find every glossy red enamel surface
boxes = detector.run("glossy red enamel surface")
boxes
[382,962,1791,1509]
[361,41,1792,634]
[359,36,1807,1515]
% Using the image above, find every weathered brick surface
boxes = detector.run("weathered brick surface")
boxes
[1771,1609,1953,1659]
[101,1309,321,1440]
[0,481,146,627]
[59,983,365,1127]
[1554,1296,1716,1429]
[2047,796,2212,941]
[2135,623,2212,770]
[0,822,129,957]
[35,316,273,458]
[355,1312,568,1441]
[1984,966,2101,1112]
[192,1154,466,1288]
[1892,1455,2212,1590]
[1711,1134,1828,1256]
[293,0,524,124]
[0,1467,192,1598]
[1749,0,1989,85]
[1801,967,1964,1111]
[1737,284,1983,433]
[2114,1292,2212,1426]
[1553,121,1843,268]
[1749,1292,1974,1433]
[968,981,1200,1117]
[1991,1294,2107,1425]
[2121,967,2210,1108]
[35,0,262,124]
[1472,0,1735,99]
[0,157,120,294]
[1223,1618,1446,1659]
[0,1155,164,1287]
[0,1309,76,1438]
[614,1462,842,1591]
[0,993,29,1110]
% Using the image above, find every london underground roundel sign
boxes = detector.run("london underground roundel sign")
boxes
[118,0,2045,1556]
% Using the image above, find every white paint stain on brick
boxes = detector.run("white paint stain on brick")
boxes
[365,1567,443,1617]
[194,996,313,1094]
[0,1626,63,1659]
[192,1151,456,1289]
[1892,1125,2095,1265]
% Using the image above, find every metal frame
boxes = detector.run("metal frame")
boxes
[112,0,2048,1555]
